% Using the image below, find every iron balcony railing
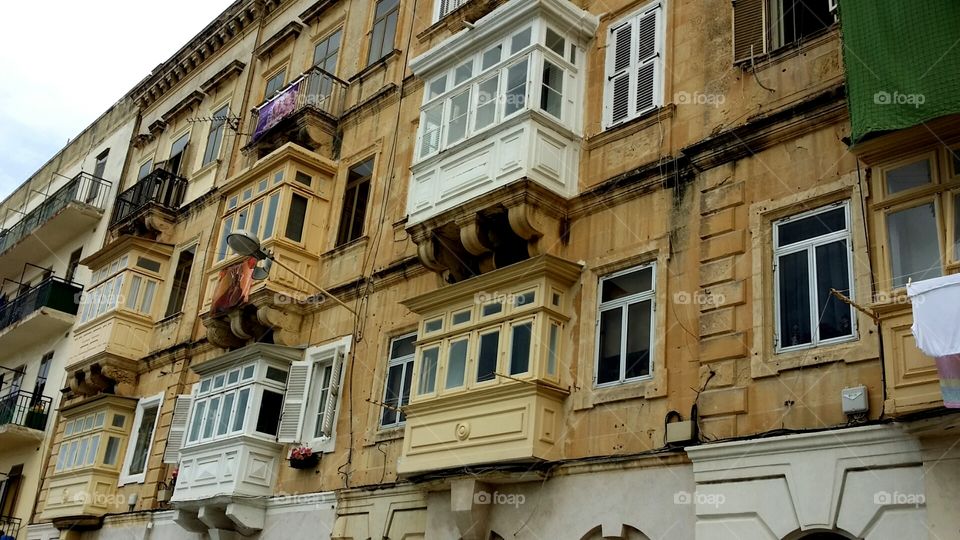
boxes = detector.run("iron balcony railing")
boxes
[0,172,111,256]
[248,66,348,144]
[0,514,20,539]
[0,390,52,432]
[110,168,188,226]
[0,276,82,334]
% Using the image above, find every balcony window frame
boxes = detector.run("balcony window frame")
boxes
[380,332,416,429]
[216,185,285,263]
[335,158,374,247]
[164,244,196,318]
[594,262,657,388]
[414,22,581,163]
[264,68,288,100]
[55,410,128,474]
[772,201,857,353]
[118,392,163,486]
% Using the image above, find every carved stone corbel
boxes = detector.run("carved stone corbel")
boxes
[256,304,303,346]
[203,316,247,349]
[506,202,545,257]
[450,478,492,540]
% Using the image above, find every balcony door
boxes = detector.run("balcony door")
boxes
[166,133,190,177]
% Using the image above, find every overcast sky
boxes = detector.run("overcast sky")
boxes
[0,1,233,201]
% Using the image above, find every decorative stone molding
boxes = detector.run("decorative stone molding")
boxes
[200,60,247,94]
[201,288,305,348]
[450,478,492,540]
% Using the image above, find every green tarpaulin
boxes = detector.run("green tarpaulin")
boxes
[839,0,960,143]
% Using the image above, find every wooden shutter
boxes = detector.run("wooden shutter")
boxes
[635,7,660,115]
[278,360,312,443]
[320,351,345,437]
[606,21,633,125]
[162,394,192,464]
[733,0,765,63]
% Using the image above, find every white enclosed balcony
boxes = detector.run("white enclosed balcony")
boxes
[406,0,598,226]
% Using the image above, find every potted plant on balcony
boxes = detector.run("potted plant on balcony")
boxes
[288,445,318,470]
[157,468,178,504]
[25,402,47,430]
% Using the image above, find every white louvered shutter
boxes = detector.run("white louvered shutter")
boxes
[320,351,345,437]
[278,360,312,443]
[163,394,192,464]
[606,21,633,126]
[635,7,660,115]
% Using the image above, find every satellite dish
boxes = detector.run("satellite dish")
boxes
[252,258,273,280]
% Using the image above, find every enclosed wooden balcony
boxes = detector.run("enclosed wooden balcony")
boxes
[0,276,81,350]
[397,255,581,475]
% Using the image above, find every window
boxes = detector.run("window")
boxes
[33,352,53,400]
[595,264,655,386]
[285,193,309,242]
[79,273,124,324]
[415,25,578,161]
[164,245,195,317]
[137,159,154,181]
[119,393,162,485]
[86,150,109,203]
[216,188,283,262]
[437,0,469,20]
[313,29,342,74]
[336,159,373,246]
[733,0,835,62]
[65,248,82,283]
[773,202,855,351]
[167,133,190,176]
[367,0,399,65]
[202,105,229,166]
[381,333,415,428]
[605,3,663,127]
[265,69,287,98]
[55,412,113,473]
[185,363,270,445]
[872,150,960,290]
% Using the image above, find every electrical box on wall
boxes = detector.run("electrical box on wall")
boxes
[666,420,696,444]
[841,385,869,415]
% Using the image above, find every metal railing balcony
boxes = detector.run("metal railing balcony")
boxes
[0,276,82,334]
[110,168,188,226]
[248,66,348,144]
[0,172,110,256]
[0,514,21,539]
[0,390,52,432]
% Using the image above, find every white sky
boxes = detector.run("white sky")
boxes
[0,1,233,201]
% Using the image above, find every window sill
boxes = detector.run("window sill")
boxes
[156,312,184,327]
[735,26,839,72]
[349,49,401,83]
[588,104,675,150]
[322,235,369,260]
[365,426,405,446]
[573,378,655,410]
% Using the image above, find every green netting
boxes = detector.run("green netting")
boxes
[839,0,960,143]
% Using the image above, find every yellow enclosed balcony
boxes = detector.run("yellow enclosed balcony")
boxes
[201,143,336,348]
[41,395,138,522]
[68,238,173,395]
[397,255,581,475]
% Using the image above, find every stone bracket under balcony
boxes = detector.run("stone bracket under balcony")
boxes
[202,288,305,348]
[64,357,139,399]
[108,169,188,243]
[407,180,567,283]
[174,499,266,537]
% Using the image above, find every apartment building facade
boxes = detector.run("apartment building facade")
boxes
[0,99,136,538]
[13,0,959,539]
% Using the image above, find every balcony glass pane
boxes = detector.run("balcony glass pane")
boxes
[482,44,502,70]
[546,27,565,57]
[233,388,250,432]
[104,436,121,466]
[126,276,142,310]
[886,158,931,194]
[547,322,560,376]
[509,322,532,375]
[504,59,529,116]
[87,435,100,466]
[778,250,812,348]
[446,89,470,145]
[263,193,280,239]
[140,280,156,314]
[445,339,468,389]
[218,392,235,436]
[256,390,283,436]
[420,103,443,158]
[202,397,219,439]
[476,331,500,382]
[188,401,205,442]
[454,61,473,86]
[887,203,942,288]
[475,75,499,130]
[541,61,563,119]
[418,347,439,394]
[511,27,531,54]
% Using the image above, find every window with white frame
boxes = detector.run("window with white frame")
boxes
[119,393,162,485]
[595,263,656,386]
[773,201,856,352]
[185,362,287,446]
[276,338,348,449]
[604,2,664,128]
[436,0,469,20]
[380,333,415,428]
[415,24,581,161]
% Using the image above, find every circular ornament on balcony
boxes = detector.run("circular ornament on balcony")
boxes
[455,422,470,440]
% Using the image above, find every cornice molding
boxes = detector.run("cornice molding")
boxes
[255,21,304,60]
[200,59,247,94]
[299,0,337,25]
[161,90,206,124]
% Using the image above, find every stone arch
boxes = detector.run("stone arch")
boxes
[783,529,858,540]
[579,524,651,540]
